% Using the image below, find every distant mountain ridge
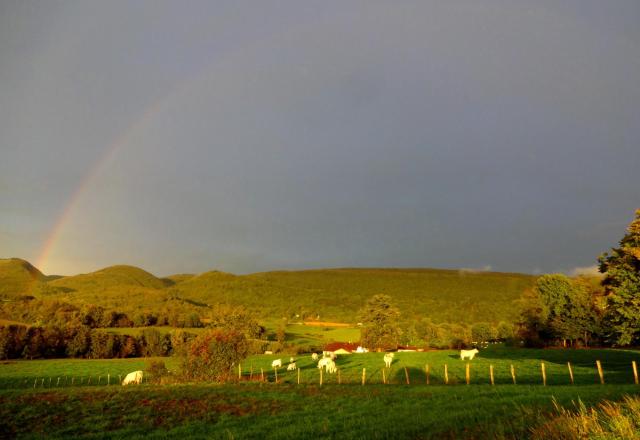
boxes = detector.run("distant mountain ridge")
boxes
[0,259,538,323]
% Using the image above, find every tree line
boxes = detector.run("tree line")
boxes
[0,304,264,360]
[0,299,204,329]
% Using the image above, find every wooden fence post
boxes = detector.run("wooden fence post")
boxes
[510,364,516,385]
[338,369,341,384]
[33,378,37,389]
[297,368,301,385]
[444,364,449,385]
[596,360,604,384]
[238,363,242,381]
[250,364,253,381]
[425,364,430,385]
[382,368,386,384]
[404,367,410,385]
[465,363,470,385]
[260,368,264,382]
[320,368,323,386]
[107,374,110,386]
[362,368,366,385]
[567,362,574,385]
[489,365,494,386]
[274,367,278,384]
[57,377,60,387]
[72,377,75,386]
[541,362,546,386]
[633,361,638,385]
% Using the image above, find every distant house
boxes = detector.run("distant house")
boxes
[324,342,360,354]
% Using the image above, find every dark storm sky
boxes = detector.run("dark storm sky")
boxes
[1,1,639,276]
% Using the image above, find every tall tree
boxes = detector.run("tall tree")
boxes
[359,294,401,350]
[599,209,640,345]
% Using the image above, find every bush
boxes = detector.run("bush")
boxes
[181,329,248,382]
[144,360,170,384]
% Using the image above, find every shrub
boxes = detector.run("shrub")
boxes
[145,359,170,384]
[181,329,248,382]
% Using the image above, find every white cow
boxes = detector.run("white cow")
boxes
[287,362,297,371]
[271,359,282,369]
[383,353,394,368]
[290,357,296,363]
[355,346,369,353]
[318,358,337,374]
[323,351,336,359]
[122,370,143,385]
[460,348,479,360]
[311,353,319,361]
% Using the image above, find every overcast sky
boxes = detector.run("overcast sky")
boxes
[1,1,639,276]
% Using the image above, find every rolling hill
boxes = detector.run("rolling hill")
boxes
[0,258,45,297]
[0,260,538,324]
[170,267,537,323]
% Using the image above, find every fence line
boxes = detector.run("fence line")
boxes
[2,358,640,390]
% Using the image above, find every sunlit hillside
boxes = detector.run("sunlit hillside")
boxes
[171,267,537,323]
[0,258,45,297]
[0,261,538,324]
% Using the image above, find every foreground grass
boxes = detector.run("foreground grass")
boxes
[1,383,639,439]
[1,348,640,438]
[532,395,640,439]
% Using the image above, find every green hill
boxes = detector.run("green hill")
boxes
[42,265,169,312]
[171,267,536,323]
[0,258,45,297]
[50,265,166,291]
[0,260,537,324]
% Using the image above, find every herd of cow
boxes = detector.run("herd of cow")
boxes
[120,349,481,385]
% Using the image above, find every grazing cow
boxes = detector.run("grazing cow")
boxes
[122,370,143,385]
[460,348,479,360]
[271,359,282,369]
[323,351,337,361]
[264,350,273,355]
[318,358,337,373]
[287,362,297,371]
[383,353,394,368]
[311,353,318,361]
[355,346,369,353]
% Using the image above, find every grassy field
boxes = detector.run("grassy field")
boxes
[1,347,640,438]
[2,346,639,388]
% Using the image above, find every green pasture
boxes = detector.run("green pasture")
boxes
[278,323,360,346]
[1,347,640,438]
[1,383,639,439]
[248,346,640,386]
[1,347,639,389]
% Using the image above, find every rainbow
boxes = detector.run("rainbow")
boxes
[35,100,166,273]
[33,16,327,275]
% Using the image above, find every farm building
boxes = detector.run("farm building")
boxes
[324,342,360,354]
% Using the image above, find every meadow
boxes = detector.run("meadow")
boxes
[1,347,640,439]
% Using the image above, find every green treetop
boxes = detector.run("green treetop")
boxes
[599,209,640,345]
